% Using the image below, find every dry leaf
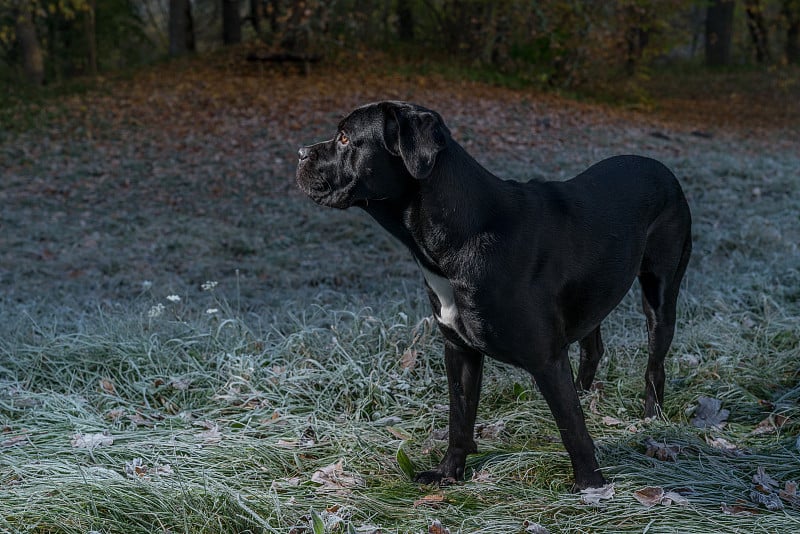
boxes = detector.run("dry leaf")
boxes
[124,458,147,478]
[644,437,680,461]
[471,470,494,483]
[386,426,412,440]
[779,480,800,506]
[691,397,729,429]
[706,436,743,454]
[721,501,759,515]
[104,408,126,421]
[602,416,623,426]
[99,378,116,395]
[752,466,779,493]
[311,459,365,490]
[633,486,688,507]
[400,348,417,370]
[71,431,113,449]
[522,520,550,534]
[633,486,664,507]
[580,483,615,505]
[751,414,789,435]
[428,519,450,534]
[475,420,505,439]
[193,420,222,444]
[1,434,29,448]
[414,494,446,508]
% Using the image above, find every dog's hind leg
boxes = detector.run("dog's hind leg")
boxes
[576,326,604,391]
[639,226,691,418]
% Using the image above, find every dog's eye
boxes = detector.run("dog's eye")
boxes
[338,132,349,146]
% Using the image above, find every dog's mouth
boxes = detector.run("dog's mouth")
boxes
[296,166,358,210]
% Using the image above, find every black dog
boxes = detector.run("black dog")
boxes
[296,101,691,490]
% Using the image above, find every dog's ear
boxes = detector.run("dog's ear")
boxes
[382,103,450,180]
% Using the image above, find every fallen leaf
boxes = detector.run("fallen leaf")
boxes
[633,486,664,507]
[580,483,615,505]
[691,397,729,429]
[706,436,743,454]
[428,519,450,534]
[779,480,800,506]
[752,466,779,493]
[387,426,412,440]
[471,470,494,483]
[644,437,680,461]
[522,520,550,534]
[662,491,689,506]
[721,501,759,515]
[400,348,417,370]
[124,457,147,478]
[633,486,689,507]
[311,459,365,490]
[414,494,446,508]
[601,415,623,426]
[193,421,222,444]
[751,414,789,435]
[1,434,29,448]
[750,489,784,511]
[71,431,113,449]
[99,378,117,395]
[475,420,505,439]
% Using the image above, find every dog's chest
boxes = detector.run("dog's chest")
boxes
[419,265,466,338]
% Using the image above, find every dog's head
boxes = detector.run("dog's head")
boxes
[296,101,451,209]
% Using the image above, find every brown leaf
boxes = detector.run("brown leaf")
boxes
[415,494,447,508]
[721,501,760,515]
[751,414,789,435]
[633,486,664,507]
[311,459,365,490]
[428,519,451,534]
[1,434,29,448]
[99,378,116,395]
[644,437,680,461]
[601,415,623,426]
[400,348,417,370]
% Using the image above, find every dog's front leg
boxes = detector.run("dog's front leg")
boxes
[532,350,606,490]
[415,340,484,485]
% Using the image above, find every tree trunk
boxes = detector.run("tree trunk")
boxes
[706,0,736,66]
[223,0,242,45]
[85,0,98,75]
[397,0,414,41]
[169,0,196,56]
[250,0,262,34]
[744,0,770,63]
[784,0,800,64]
[15,8,44,85]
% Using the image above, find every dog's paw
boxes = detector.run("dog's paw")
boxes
[414,470,458,486]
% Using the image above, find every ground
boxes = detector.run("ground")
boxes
[0,54,799,533]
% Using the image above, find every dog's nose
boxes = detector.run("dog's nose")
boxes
[298,147,309,161]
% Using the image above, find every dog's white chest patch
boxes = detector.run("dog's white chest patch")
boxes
[419,265,459,330]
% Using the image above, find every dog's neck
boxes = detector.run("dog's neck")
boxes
[363,139,511,276]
